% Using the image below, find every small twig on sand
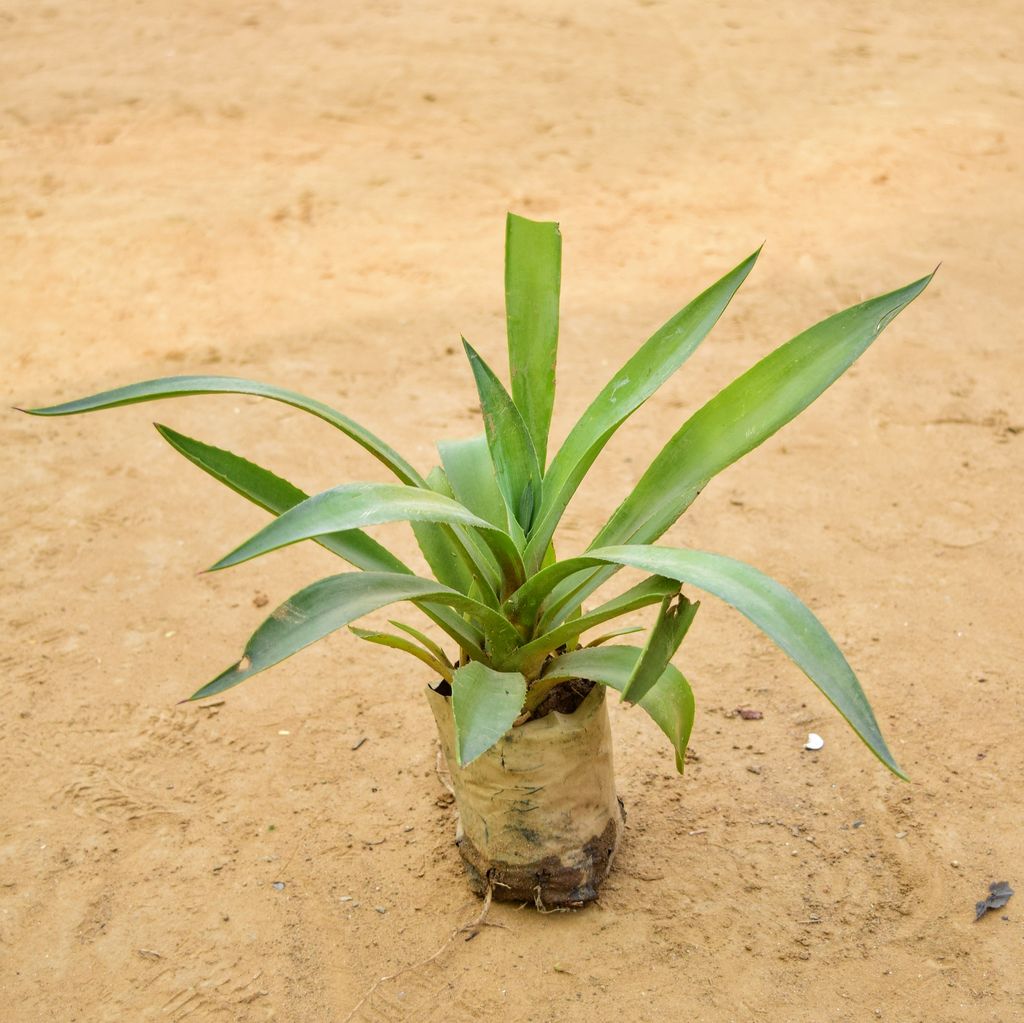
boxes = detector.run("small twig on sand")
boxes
[341,882,502,1023]
[279,838,302,875]
[435,745,455,796]
[625,870,665,882]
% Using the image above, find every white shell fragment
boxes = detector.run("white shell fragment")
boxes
[805,733,825,751]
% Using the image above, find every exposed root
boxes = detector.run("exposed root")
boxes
[341,882,503,1023]
[533,885,570,914]
[460,879,500,939]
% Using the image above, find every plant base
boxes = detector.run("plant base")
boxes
[427,683,624,908]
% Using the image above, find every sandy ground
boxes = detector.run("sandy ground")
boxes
[2,1,1023,1020]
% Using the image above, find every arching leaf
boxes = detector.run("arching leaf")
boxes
[190,572,519,701]
[155,425,482,649]
[25,375,424,485]
[524,248,760,570]
[208,481,525,590]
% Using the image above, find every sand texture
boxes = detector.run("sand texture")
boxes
[2,2,1022,1020]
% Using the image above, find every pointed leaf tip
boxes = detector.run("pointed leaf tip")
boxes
[591,268,933,554]
[586,545,906,777]
[525,246,761,568]
[620,594,698,706]
[461,340,542,535]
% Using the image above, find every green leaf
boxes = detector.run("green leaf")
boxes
[412,467,495,599]
[24,375,425,486]
[537,271,935,625]
[621,594,699,705]
[190,572,516,700]
[155,424,407,574]
[562,545,905,778]
[438,435,508,527]
[349,626,453,682]
[541,540,557,570]
[524,248,761,571]
[505,212,562,466]
[437,436,526,552]
[462,339,542,533]
[452,661,527,766]
[512,575,679,676]
[505,553,606,629]
[155,425,483,650]
[388,619,452,667]
[584,626,644,648]
[539,646,695,772]
[208,482,525,591]
[594,272,934,549]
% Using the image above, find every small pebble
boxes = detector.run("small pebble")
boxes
[278,730,290,736]
[895,831,908,839]
[374,906,387,914]
[951,860,960,869]
[805,733,825,751]
[272,881,285,891]
[852,820,864,829]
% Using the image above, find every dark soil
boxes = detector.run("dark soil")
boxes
[527,677,596,721]
[459,813,622,908]
[431,673,596,724]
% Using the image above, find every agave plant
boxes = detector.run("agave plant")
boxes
[24,215,929,780]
